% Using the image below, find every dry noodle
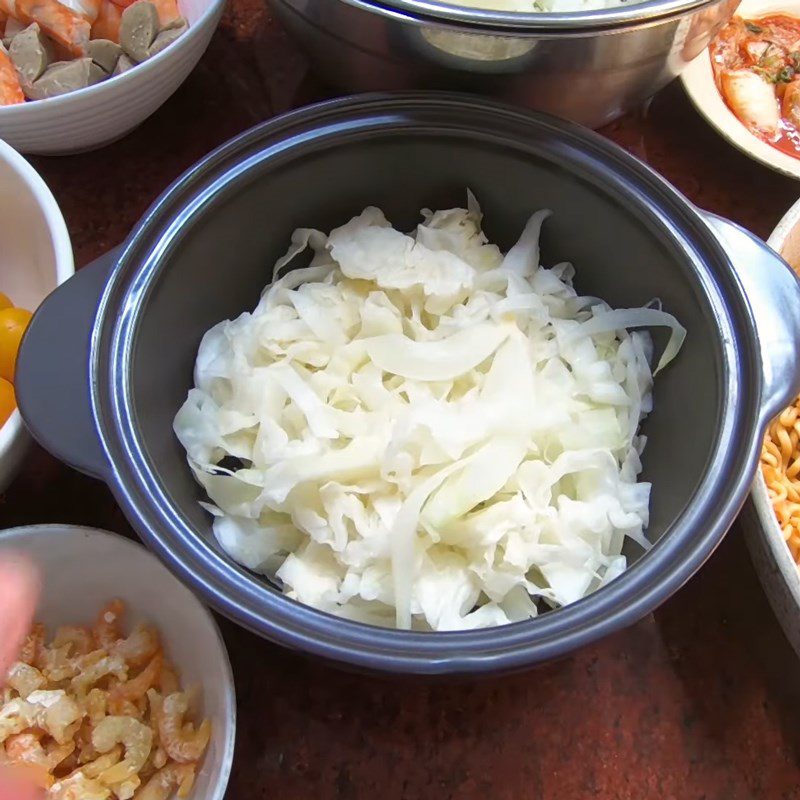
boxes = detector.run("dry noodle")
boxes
[761,396,800,565]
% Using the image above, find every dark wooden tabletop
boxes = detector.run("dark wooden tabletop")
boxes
[3,4,800,798]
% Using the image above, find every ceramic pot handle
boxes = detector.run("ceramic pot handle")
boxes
[16,249,119,480]
[704,213,800,426]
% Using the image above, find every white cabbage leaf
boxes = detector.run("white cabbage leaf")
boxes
[174,194,684,631]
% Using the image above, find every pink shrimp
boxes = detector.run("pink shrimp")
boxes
[89,0,120,42]
[15,0,90,55]
[143,0,178,25]
[0,0,16,20]
[70,0,101,22]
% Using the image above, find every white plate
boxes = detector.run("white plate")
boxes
[681,0,800,180]
[0,525,237,800]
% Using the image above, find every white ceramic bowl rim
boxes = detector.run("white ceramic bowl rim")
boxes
[0,140,73,285]
[0,523,237,800]
[0,139,73,460]
[0,0,225,117]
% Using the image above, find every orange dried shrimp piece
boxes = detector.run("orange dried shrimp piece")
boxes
[5,731,46,764]
[40,644,80,683]
[53,626,94,657]
[6,661,46,698]
[110,654,162,708]
[50,771,111,799]
[135,762,197,800]
[71,651,128,695]
[157,693,211,764]
[85,688,110,725]
[5,731,75,772]
[92,714,153,797]
[76,744,123,779]
[157,663,180,697]
[111,625,160,670]
[19,622,45,666]
[93,599,125,651]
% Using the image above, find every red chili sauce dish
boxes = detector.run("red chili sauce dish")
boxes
[710,14,800,158]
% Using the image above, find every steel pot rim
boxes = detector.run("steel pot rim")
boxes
[334,0,723,33]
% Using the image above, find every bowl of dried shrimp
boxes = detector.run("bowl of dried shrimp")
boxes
[743,197,800,659]
[0,524,235,800]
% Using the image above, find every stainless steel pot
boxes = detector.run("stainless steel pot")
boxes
[16,94,800,676]
[273,0,739,127]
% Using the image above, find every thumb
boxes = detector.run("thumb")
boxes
[0,555,40,680]
[0,768,43,800]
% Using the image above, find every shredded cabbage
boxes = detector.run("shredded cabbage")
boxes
[174,195,685,631]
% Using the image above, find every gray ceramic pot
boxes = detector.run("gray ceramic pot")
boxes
[272,0,739,127]
[16,94,800,675]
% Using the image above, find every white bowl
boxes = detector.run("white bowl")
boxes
[0,0,225,155]
[681,0,800,180]
[743,196,800,657]
[0,139,73,491]
[0,524,236,799]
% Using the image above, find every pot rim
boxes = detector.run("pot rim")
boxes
[331,0,721,32]
[91,92,761,675]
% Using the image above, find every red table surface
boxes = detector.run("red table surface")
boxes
[3,5,800,799]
